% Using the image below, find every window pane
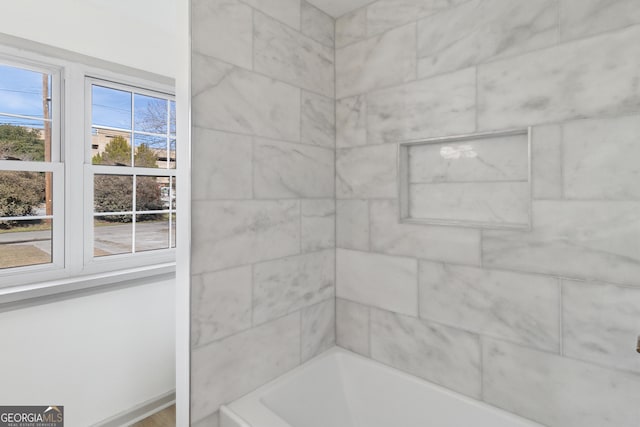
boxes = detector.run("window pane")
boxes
[0,219,52,269]
[171,213,176,248]
[134,94,167,134]
[94,216,132,257]
[0,117,49,161]
[136,176,164,211]
[0,171,51,217]
[169,138,176,169]
[135,213,169,252]
[94,175,133,213]
[92,85,132,130]
[0,64,52,119]
[170,176,176,210]
[134,133,164,168]
[170,101,176,136]
[91,129,132,166]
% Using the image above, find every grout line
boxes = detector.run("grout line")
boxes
[192,124,335,151]
[332,246,640,290]
[238,0,305,36]
[193,50,333,100]
[194,248,334,279]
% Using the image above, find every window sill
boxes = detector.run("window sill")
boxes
[0,262,176,311]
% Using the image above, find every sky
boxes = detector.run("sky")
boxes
[0,64,175,140]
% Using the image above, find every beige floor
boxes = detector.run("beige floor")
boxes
[132,405,176,427]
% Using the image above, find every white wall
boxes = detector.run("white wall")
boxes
[0,279,176,426]
[0,1,178,425]
[0,0,177,78]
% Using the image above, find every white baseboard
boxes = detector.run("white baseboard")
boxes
[93,390,176,427]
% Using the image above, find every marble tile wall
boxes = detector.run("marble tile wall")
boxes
[190,0,336,424]
[191,0,640,425]
[335,1,640,426]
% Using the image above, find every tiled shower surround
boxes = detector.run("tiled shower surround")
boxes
[190,0,336,424]
[191,0,640,426]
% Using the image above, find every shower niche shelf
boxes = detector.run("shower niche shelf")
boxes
[398,128,532,230]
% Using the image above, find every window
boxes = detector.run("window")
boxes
[0,62,63,272]
[0,48,176,289]
[87,80,176,261]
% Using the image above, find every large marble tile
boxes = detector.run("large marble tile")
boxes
[336,144,397,199]
[408,133,529,183]
[335,23,416,99]
[481,0,556,60]
[370,199,481,265]
[335,7,366,48]
[483,201,640,287]
[301,91,335,148]
[301,299,336,362]
[192,128,252,201]
[253,138,334,199]
[366,0,469,36]
[371,308,482,398]
[419,261,559,351]
[336,96,367,148]
[417,0,558,79]
[301,199,335,253]
[563,115,640,200]
[192,54,300,141]
[336,199,369,251]
[409,182,530,227]
[241,0,300,30]
[336,298,370,356]
[531,124,562,200]
[253,250,335,324]
[301,1,335,48]
[563,280,640,374]
[367,68,476,144]
[478,25,640,130]
[560,0,640,41]
[483,339,640,427]
[192,0,252,69]
[191,266,253,348]
[336,249,418,316]
[254,12,334,98]
[191,314,300,422]
[192,200,300,274]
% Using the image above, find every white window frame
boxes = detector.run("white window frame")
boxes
[83,77,176,270]
[0,44,176,293]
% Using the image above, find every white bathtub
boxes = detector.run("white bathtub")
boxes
[220,347,542,427]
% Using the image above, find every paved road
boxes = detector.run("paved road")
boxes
[0,221,175,256]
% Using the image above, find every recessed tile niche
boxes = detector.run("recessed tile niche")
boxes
[398,128,531,230]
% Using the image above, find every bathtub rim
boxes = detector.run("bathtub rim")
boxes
[220,346,543,427]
